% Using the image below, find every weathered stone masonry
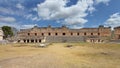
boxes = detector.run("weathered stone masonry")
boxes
[0,28,3,41]
[17,25,112,43]
[114,26,120,40]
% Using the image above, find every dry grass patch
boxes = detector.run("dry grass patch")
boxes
[0,43,120,68]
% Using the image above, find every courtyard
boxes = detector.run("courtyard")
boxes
[0,43,120,68]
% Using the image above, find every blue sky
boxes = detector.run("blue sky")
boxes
[0,0,120,29]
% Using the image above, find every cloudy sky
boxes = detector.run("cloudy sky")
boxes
[0,0,120,29]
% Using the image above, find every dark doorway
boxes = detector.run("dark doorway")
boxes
[35,33,37,36]
[63,33,66,36]
[31,39,34,43]
[98,33,100,36]
[98,39,100,42]
[48,33,51,36]
[71,33,73,35]
[39,39,41,43]
[18,40,20,43]
[23,39,26,43]
[35,39,37,43]
[91,33,93,35]
[42,33,44,36]
[77,33,79,36]
[84,32,86,36]
[27,39,29,43]
[119,35,120,39]
[55,33,58,36]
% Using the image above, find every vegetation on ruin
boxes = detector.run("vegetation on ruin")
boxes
[2,26,13,38]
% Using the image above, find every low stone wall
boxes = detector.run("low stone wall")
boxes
[109,40,120,43]
[46,36,84,43]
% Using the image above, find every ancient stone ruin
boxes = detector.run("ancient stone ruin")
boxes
[16,25,118,43]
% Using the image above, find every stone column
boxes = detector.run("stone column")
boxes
[20,40,24,43]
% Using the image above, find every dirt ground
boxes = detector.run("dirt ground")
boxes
[0,43,120,68]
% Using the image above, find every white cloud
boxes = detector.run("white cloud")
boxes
[0,7,26,16]
[0,7,14,15]
[0,22,20,30]
[95,0,110,5]
[0,16,16,23]
[70,25,84,29]
[37,0,111,28]
[0,22,37,30]
[32,17,41,21]
[25,14,33,19]
[64,17,87,25]
[105,12,120,28]
[32,8,38,12]
[25,14,40,21]
[0,3,26,16]
[21,24,37,29]
[88,6,96,13]
[16,3,24,10]
[0,0,25,4]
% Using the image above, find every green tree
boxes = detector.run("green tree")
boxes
[2,26,13,39]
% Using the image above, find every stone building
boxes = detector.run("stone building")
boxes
[114,26,120,40]
[0,28,3,41]
[17,25,111,43]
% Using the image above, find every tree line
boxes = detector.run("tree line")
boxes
[2,26,14,39]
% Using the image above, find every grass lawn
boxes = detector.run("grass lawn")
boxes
[0,43,120,68]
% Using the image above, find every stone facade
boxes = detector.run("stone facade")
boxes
[0,28,3,41]
[114,26,120,40]
[17,25,111,43]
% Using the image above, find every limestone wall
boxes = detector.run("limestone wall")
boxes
[46,36,84,43]
[114,27,120,40]
[17,25,112,43]
[0,29,3,40]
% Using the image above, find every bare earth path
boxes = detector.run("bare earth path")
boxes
[0,43,120,68]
